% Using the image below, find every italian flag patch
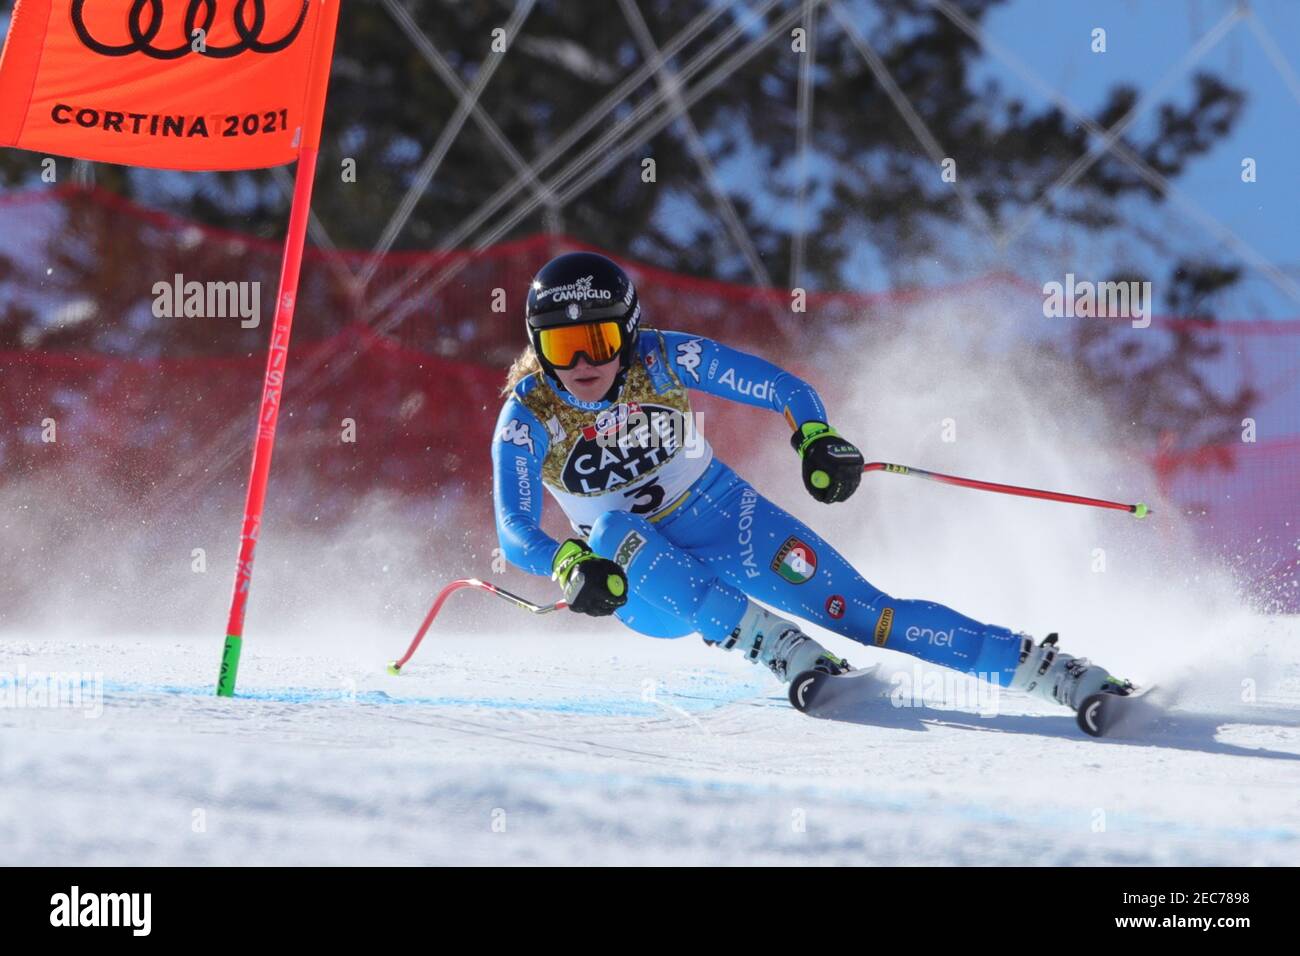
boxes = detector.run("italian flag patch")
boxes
[771,536,818,584]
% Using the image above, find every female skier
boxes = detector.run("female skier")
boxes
[492,252,1128,713]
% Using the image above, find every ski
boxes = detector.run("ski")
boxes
[1075,684,1158,738]
[792,666,1160,740]
[787,665,884,716]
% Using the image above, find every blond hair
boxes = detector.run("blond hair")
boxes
[502,345,543,394]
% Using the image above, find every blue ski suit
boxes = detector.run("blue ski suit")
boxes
[492,329,1025,683]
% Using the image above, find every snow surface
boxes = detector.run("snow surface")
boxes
[5,298,1298,865]
[2,623,1298,866]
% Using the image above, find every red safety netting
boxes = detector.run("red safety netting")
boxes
[1,186,1297,611]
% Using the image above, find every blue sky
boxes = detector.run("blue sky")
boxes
[972,0,1300,318]
[651,0,1300,317]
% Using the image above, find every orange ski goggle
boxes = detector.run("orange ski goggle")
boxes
[536,320,624,369]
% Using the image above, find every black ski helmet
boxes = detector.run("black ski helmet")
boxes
[525,252,640,389]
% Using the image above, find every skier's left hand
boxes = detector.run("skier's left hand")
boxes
[791,421,865,503]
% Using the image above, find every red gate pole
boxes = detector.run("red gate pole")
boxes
[217,6,341,697]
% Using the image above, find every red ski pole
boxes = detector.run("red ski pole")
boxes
[859,462,1150,517]
[387,578,567,674]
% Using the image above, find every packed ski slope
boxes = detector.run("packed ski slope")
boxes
[2,619,1298,866]
[4,309,1298,865]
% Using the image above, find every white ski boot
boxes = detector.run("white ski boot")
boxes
[1011,633,1132,711]
[715,602,850,682]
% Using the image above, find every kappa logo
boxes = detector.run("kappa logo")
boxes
[825,594,846,619]
[771,536,817,584]
[873,607,894,646]
[499,418,535,455]
[613,530,646,568]
[72,0,309,60]
[675,338,703,382]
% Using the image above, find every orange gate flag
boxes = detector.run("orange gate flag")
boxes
[0,0,337,170]
[0,0,343,699]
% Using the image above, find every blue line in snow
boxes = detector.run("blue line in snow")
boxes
[97,679,768,717]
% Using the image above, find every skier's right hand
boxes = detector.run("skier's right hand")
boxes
[552,539,628,616]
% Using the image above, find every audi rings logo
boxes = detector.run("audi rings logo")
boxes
[71,0,309,60]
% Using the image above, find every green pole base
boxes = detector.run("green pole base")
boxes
[1132,502,1150,519]
[217,634,243,697]
[386,661,402,676]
